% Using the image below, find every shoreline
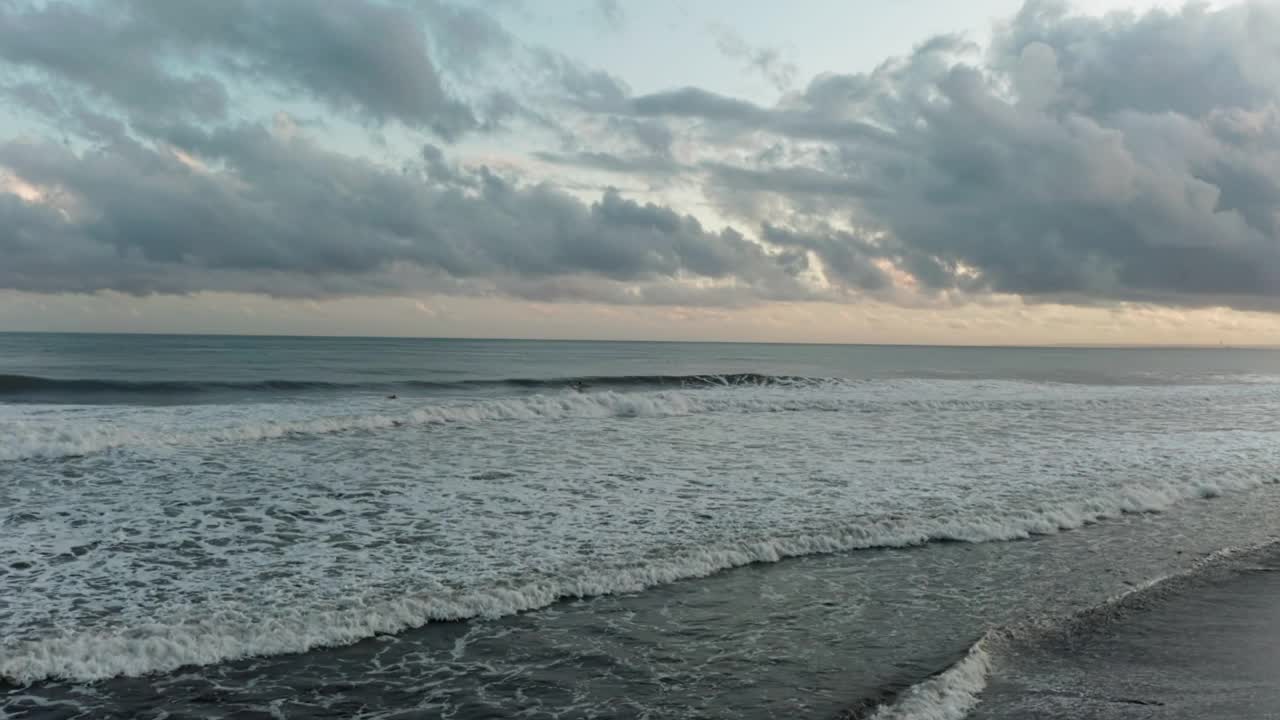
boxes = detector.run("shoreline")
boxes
[972,541,1280,719]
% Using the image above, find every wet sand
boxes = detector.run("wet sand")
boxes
[974,547,1280,719]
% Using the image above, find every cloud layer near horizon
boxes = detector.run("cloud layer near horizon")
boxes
[2,0,1279,311]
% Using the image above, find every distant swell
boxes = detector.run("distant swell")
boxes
[3,476,1277,686]
[479,372,816,389]
[0,372,822,402]
[0,374,353,395]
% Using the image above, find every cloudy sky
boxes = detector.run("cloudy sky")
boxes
[1,0,1278,344]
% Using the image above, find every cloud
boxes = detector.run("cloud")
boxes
[632,87,763,122]
[708,24,797,92]
[0,1,229,122]
[416,0,515,76]
[0,125,817,304]
[0,0,635,146]
[0,0,477,137]
[630,87,900,146]
[593,0,625,31]
[624,1,1280,309]
[533,48,631,111]
[2,0,1279,313]
[534,150,682,176]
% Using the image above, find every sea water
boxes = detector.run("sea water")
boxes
[3,333,1280,718]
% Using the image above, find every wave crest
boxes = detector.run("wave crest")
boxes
[0,372,826,402]
[5,381,1257,462]
[1,389,810,460]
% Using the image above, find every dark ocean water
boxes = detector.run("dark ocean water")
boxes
[3,333,1280,719]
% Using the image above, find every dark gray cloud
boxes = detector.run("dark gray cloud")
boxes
[0,127,814,303]
[625,1,1280,309]
[139,0,477,136]
[619,118,676,157]
[707,163,875,198]
[533,48,631,111]
[630,87,900,146]
[1,0,772,306]
[991,1,1279,117]
[2,82,129,143]
[0,0,483,137]
[632,87,762,122]
[4,0,1280,312]
[534,151,682,176]
[760,224,891,291]
[0,1,229,121]
[416,0,515,76]
[0,0,636,145]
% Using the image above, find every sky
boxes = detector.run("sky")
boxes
[1,0,1278,344]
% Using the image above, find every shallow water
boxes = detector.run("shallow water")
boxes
[974,544,1280,720]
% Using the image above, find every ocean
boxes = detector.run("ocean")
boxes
[3,333,1280,719]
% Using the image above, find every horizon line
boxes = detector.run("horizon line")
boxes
[0,329,1276,350]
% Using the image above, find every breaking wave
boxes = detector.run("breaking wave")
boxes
[1,388,837,460]
[4,476,1278,686]
[4,380,1265,462]
[868,636,994,720]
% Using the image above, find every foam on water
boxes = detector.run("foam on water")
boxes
[4,379,1275,461]
[2,387,825,460]
[5,373,1280,700]
[3,467,1278,685]
[870,637,994,720]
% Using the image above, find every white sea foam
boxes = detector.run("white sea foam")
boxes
[2,380,1266,462]
[870,635,994,720]
[6,375,1280,693]
[0,389,797,461]
[4,473,1278,686]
